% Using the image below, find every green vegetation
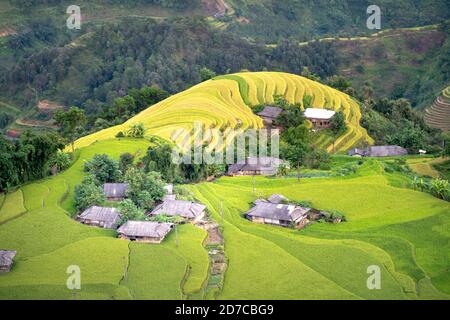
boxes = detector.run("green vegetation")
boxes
[0,139,209,299]
[190,158,450,299]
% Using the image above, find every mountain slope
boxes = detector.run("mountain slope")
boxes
[72,71,373,152]
[424,86,450,131]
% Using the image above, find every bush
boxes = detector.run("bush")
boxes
[116,131,125,138]
[74,175,106,212]
[124,168,166,209]
[84,154,121,184]
[118,199,146,225]
[126,123,145,138]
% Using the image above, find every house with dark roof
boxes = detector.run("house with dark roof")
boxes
[227,157,286,176]
[348,146,408,157]
[267,194,288,204]
[246,200,310,228]
[257,106,284,127]
[0,250,16,273]
[77,206,121,229]
[117,221,174,243]
[103,183,129,201]
[304,108,336,129]
[148,200,206,223]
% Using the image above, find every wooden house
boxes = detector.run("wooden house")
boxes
[0,250,16,273]
[148,199,206,223]
[348,145,408,157]
[77,206,121,229]
[246,200,310,229]
[227,157,286,176]
[257,106,284,127]
[304,108,336,129]
[117,221,173,243]
[103,183,129,201]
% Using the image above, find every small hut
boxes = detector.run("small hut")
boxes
[117,221,173,243]
[304,108,336,129]
[227,157,286,176]
[103,183,129,201]
[77,206,121,229]
[0,250,16,273]
[246,200,310,229]
[268,194,288,204]
[149,200,206,223]
[257,106,284,127]
[348,146,408,157]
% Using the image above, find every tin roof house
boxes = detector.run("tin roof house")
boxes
[148,199,206,223]
[348,146,408,157]
[103,183,129,201]
[304,108,336,129]
[246,198,310,229]
[0,250,16,273]
[77,206,121,229]
[117,221,174,243]
[227,157,286,176]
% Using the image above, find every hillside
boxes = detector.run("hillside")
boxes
[425,86,450,131]
[72,72,373,152]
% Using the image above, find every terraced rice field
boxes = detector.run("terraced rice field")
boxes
[425,86,450,132]
[71,72,373,153]
[190,160,450,299]
[0,139,209,300]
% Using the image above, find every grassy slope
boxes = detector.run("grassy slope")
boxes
[190,160,450,299]
[0,139,208,300]
[72,72,373,153]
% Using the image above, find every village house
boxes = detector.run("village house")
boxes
[267,194,288,204]
[246,198,310,228]
[348,145,408,157]
[77,206,121,229]
[257,106,284,127]
[103,183,129,201]
[304,108,336,129]
[117,221,174,243]
[149,199,207,223]
[0,250,16,273]
[227,156,286,176]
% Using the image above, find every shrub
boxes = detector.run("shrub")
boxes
[124,168,166,208]
[74,175,106,212]
[118,199,146,225]
[116,131,125,138]
[126,123,145,138]
[84,154,121,184]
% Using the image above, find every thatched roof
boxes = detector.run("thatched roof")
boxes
[0,250,16,267]
[78,206,121,228]
[246,202,310,222]
[348,146,408,157]
[103,183,129,198]
[268,194,288,204]
[150,200,206,219]
[304,108,336,120]
[227,157,285,175]
[117,221,173,238]
[257,106,284,119]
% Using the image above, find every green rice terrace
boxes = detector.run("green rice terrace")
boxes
[0,72,449,300]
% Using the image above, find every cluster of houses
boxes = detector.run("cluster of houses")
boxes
[76,183,206,244]
[257,106,336,130]
[245,194,340,229]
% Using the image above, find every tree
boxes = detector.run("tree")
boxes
[0,136,18,191]
[126,123,145,138]
[48,151,71,174]
[74,175,106,211]
[306,149,330,169]
[118,199,146,225]
[143,144,181,182]
[280,124,311,180]
[330,111,347,135]
[200,67,216,81]
[54,107,86,153]
[276,104,305,128]
[443,132,450,157]
[124,168,166,209]
[119,153,134,174]
[84,154,121,183]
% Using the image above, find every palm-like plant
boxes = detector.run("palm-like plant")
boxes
[413,176,428,192]
[430,179,449,200]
